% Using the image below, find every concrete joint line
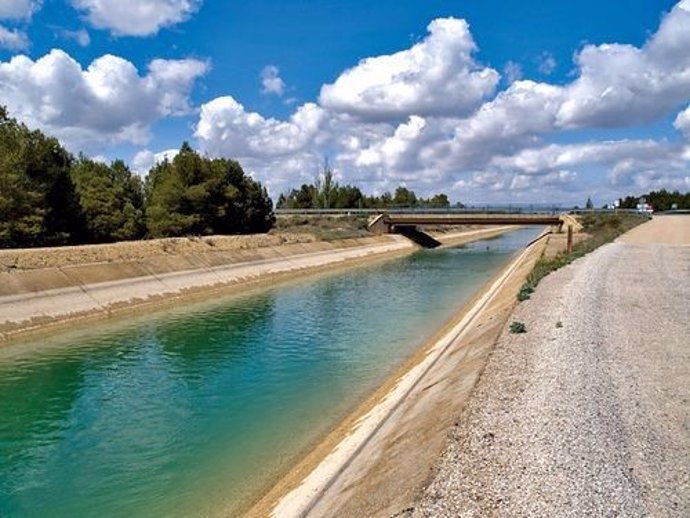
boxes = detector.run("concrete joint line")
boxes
[58,266,106,312]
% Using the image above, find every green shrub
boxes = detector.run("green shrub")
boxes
[517,283,534,301]
[516,213,646,302]
[509,321,527,333]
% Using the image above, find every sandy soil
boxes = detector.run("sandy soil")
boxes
[617,214,690,244]
[0,233,317,272]
[413,215,690,516]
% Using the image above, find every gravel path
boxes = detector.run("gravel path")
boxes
[413,232,690,516]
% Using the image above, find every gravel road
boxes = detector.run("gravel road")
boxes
[413,217,690,517]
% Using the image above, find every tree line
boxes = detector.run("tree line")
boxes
[0,108,274,248]
[277,165,455,210]
[618,190,690,211]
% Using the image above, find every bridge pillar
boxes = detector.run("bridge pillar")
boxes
[368,214,391,234]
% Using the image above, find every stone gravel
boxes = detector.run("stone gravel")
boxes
[412,240,690,517]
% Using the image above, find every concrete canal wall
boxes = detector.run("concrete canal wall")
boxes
[0,226,515,342]
[248,228,550,518]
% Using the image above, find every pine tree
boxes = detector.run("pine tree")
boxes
[0,107,81,247]
[146,143,274,237]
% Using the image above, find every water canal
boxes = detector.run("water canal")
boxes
[0,227,542,517]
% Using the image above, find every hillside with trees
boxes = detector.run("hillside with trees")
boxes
[0,108,274,248]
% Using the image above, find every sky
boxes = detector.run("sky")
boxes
[1,0,689,206]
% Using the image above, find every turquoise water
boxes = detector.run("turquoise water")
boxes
[0,228,541,517]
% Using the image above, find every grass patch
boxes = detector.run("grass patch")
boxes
[517,213,647,301]
[509,321,527,333]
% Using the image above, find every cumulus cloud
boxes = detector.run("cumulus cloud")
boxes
[0,25,29,50]
[195,96,324,158]
[71,0,201,36]
[132,148,180,174]
[319,18,499,121]
[0,0,40,20]
[674,104,690,139]
[0,49,208,150]
[490,140,669,176]
[194,3,690,203]
[260,65,285,96]
[0,1,40,51]
[488,139,690,200]
[556,0,690,128]
[503,61,523,84]
[60,28,91,47]
[537,52,557,75]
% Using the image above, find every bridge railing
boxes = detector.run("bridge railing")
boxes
[276,206,565,216]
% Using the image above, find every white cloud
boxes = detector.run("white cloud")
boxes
[487,139,690,200]
[674,104,690,139]
[260,65,285,96]
[0,0,40,20]
[194,4,690,203]
[490,140,670,176]
[556,1,690,128]
[89,154,108,163]
[0,25,29,50]
[147,57,210,115]
[0,49,208,151]
[537,52,557,75]
[319,18,499,121]
[503,61,523,84]
[61,28,91,47]
[132,148,180,174]
[71,0,201,37]
[195,96,325,158]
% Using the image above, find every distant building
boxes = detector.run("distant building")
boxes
[636,202,654,214]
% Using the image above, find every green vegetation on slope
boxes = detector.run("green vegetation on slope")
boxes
[71,156,146,243]
[0,107,274,248]
[517,213,647,301]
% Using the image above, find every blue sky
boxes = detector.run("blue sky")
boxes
[1,0,688,205]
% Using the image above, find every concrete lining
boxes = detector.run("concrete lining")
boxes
[250,229,548,518]
[1,227,523,343]
[0,235,419,341]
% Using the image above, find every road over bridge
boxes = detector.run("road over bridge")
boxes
[368,213,563,235]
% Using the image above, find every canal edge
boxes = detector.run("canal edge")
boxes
[247,229,550,518]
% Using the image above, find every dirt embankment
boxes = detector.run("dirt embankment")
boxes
[413,216,690,517]
[0,233,318,272]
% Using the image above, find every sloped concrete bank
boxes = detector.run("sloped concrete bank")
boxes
[246,229,550,518]
[0,226,514,343]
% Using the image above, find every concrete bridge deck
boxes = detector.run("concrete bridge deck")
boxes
[368,213,563,234]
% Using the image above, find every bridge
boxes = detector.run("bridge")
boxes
[368,213,563,235]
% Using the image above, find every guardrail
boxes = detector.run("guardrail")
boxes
[276,207,655,216]
[276,207,565,216]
